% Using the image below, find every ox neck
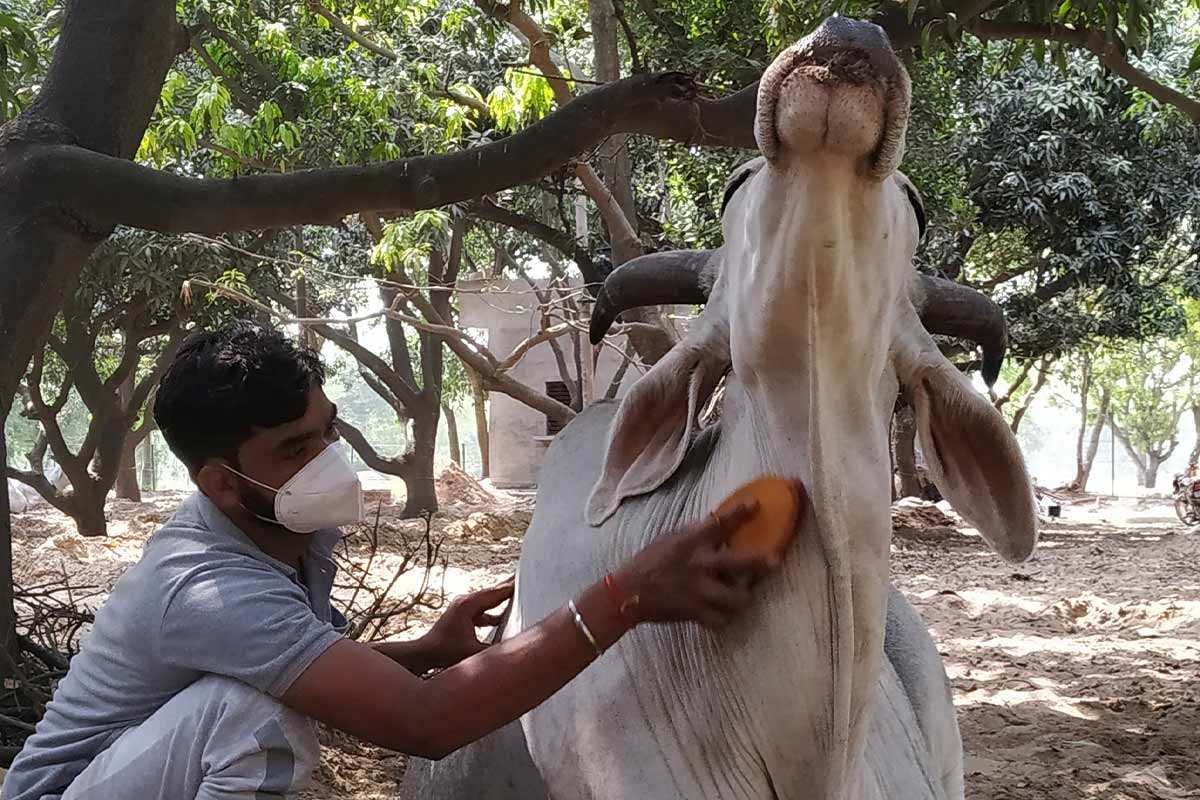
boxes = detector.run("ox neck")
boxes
[707,164,901,797]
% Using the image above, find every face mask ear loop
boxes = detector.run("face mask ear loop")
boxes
[222,463,280,495]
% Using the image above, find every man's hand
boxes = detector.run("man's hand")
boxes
[419,579,514,670]
[612,503,776,629]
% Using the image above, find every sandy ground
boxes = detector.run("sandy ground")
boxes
[3,474,1198,799]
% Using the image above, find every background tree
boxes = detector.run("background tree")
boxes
[4,237,191,536]
[1096,340,1195,489]
[1055,348,1112,491]
[957,43,1198,361]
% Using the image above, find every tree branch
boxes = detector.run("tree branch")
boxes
[509,257,580,404]
[478,0,648,265]
[307,0,400,61]
[336,416,412,476]
[466,198,599,285]
[611,0,642,73]
[974,262,1037,291]
[24,71,748,235]
[272,288,425,410]
[191,42,260,117]
[436,86,491,120]
[992,358,1034,411]
[575,161,640,257]
[308,1,490,126]
[604,341,637,399]
[24,351,85,492]
[197,277,578,424]
[361,211,424,395]
[497,323,574,372]
[1010,355,1055,434]
[4,468,60,507]
[361,368,407,418]
[198,11,279,90]
[1110,417,1147,474]
[129,324,186,416]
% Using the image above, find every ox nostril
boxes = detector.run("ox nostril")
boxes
[804,16,897,76]
[813,15,890,48]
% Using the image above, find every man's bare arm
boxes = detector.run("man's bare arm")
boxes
[283,505,773,759]
[284,579,628,759]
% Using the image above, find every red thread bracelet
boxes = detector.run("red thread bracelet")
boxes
[604,574,640,621]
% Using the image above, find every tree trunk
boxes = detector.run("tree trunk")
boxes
[1190,406,1200,466]
[1009,355,1054,435]
[77,483,110,537]
[1145,452,1163,489]
[468,369,490,480]
[339,415,436,519]
[114,372,140,502]
[893,404,922,498]
[402,400,440,518]
[585,0,675,366]
[1112,422,1148,487]
[139,432,155,492]
[442,402,461,466]
[1074,389,1108,491]
[0,0,185,413]
[114,437,141,502]
[295,272,313,349]
[1072,354,1092,487]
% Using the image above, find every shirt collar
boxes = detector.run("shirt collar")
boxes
[191,491,340,579]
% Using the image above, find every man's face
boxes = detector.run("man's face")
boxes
[201,384,342,524]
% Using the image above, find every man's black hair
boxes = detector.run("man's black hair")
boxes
[154,321,326,472]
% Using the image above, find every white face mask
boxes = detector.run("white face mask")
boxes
[224,443,364,534]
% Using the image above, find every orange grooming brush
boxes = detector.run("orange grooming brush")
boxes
[715,476,806,558]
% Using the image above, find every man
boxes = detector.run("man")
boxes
[3,322,778,799]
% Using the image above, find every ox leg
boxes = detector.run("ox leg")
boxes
[398,603,551,800]
[398,720,548,800]
[883,585,964,800]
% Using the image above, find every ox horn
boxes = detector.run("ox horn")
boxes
[588,250,719,345]
[916,274,1008,387]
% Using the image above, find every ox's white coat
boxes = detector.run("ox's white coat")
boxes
[505,18,1037,800]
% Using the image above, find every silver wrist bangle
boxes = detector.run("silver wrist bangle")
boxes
[568,598,604,657]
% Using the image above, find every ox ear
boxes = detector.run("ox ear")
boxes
[587,344,724,526]
[904,357,1038,563]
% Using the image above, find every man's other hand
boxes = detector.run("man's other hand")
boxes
[420,578,514,670]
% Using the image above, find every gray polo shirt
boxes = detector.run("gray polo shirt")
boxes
[1,492,346,800]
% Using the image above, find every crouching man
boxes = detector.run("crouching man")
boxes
[2,322,777,799]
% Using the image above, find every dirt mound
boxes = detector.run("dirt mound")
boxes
[1047,594,1200,636]
[436,463,502,509]
[892,498,959,529]
[444,509,533,541]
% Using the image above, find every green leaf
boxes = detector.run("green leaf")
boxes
[920,20,938,54]
[906,0,920,25]
[1187,43,1200,75]
[278,121,300,150]
[1054,43,1069,76]
[177,119,197,152]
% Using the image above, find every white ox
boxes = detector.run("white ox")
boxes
[402,15,1036,800]
[7,463,68,514]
